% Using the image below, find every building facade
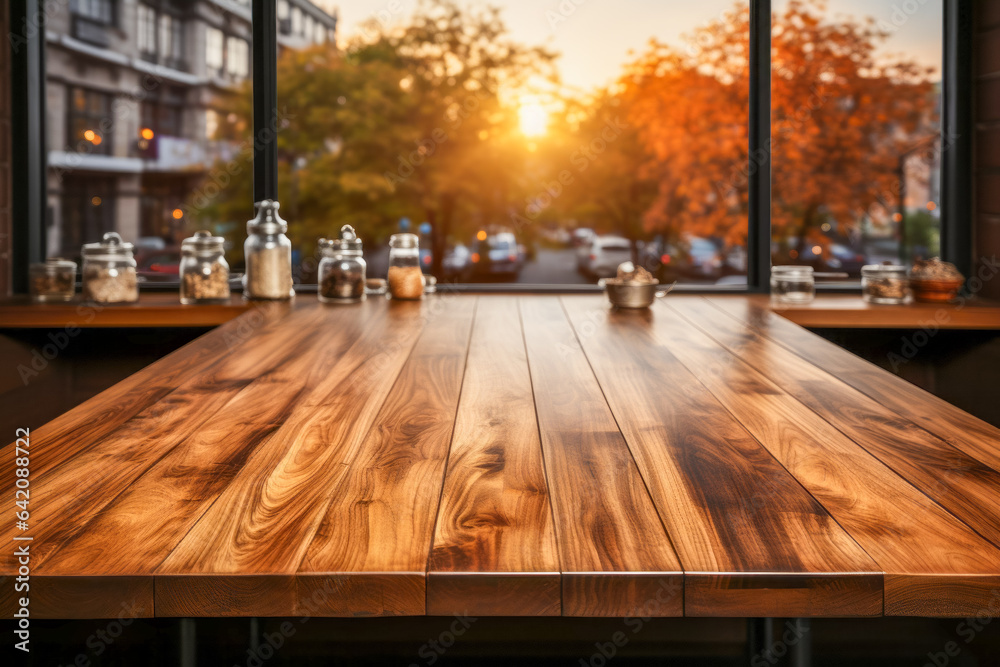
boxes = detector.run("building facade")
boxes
[45,0,337,258]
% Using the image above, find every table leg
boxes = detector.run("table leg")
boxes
[180,618,197,667]
[747,617,775,663]
[790,619,812,667]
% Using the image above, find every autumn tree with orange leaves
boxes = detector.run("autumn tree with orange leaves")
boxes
[622,0,937,257]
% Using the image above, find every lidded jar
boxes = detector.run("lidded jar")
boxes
[862,264,909,305]
[318,225,367,304]
[30,258,77,302]
[181,230,231,305]
[81,232,139,304]
[387,233,424,300]
[770,265,815,304]
[243,200,294,300]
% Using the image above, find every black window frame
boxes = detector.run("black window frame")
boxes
[8,0,974,294]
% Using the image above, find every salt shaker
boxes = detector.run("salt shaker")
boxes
[243,200,294,300]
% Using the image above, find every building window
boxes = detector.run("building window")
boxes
[159,14,184,65]
[141,102,182,140]
[67,87,113,156]
[206,27,225,75]
[226,37,249,80]
[72,0,114,24]
[137,4,157,59]
[291,7,301,35]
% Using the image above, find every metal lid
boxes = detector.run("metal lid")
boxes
[247,199,288,235]
[329,225,362,252]
[30,257,77,271]
[772,265,814,274]
[389,232,418,249]
[82,232,134,257]
[862,263,906,275]
[182,230,226,251]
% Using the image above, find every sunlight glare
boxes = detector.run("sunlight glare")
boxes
[518,102,549,137]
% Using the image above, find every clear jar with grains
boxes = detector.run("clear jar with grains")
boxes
[770,265,815,304]
[81,232,139,304]
[243,200,294,300]
[861,264,909,305]
[181,231,231,305]
[318,225,367,304]
[30,258,76,302]
[387,233,424,300]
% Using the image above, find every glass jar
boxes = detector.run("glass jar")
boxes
[318,225,367,304]
[81,232,139,304]
[243,200,294,300]
[770,265,815,304]
[862,264,909,305]
[29,258,76,302]
[180,230,231,305]
[387,233,424,300]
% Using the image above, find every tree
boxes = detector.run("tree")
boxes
[621,0,937,256]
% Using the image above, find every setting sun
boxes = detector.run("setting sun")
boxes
[518,102,549,137]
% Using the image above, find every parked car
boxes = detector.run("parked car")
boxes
[442,244,471,279]
[683,237,724,279]
[639,236,683,283]
[825,243,867,276]
[468,232,523,280]
[571,227,595,247]
[135,248,180,282]
[580,235,633,279]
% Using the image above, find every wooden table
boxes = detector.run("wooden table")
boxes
[2,295,999,620]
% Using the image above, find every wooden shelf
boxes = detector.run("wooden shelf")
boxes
[0,293,255,328]
[765,295,1000,330]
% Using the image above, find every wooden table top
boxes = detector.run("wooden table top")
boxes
[2,295,999,619]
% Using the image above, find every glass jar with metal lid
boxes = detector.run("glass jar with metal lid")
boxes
[318,225,367,304]
[861,264,909,305]
[243,199,294,300]
[29,258,77,302]
[770,265,815,304]
[387,233,424,300]
[180,230,231,305]
[81,232,139,304]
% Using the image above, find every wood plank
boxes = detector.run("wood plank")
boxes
[561,297,882,618]
[155,300,428,616]
[426,297,560,617]
[298,296,476,616]
[771,296,1000,330]
[35,301,378,586]
[519,297,683,617]
[730,297,1000,470]
[677,297,1000,552]
[0,303,328,578]
[660,299,1000,617]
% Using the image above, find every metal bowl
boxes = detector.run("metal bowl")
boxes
[600,280,675,309]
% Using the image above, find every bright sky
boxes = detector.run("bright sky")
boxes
[315,0,942,92]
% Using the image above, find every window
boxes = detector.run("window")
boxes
[40,4,252,267]
[137,4,156,58]
[206,27,225,74]
[158,14,184,65]
[770,0,944,280]
[72,0,114,24]
[226,37,249,80]
[8,0,972,293]
[67,87,113,156]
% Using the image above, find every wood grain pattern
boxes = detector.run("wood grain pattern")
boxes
[561,297,882,618]
[661,299,1000,616]
[519,297,683,617]
[298,296,476,616]
[0,293,254,328]
[678,297,1000,550]
[426,297,560,617]
[6,295,1000,619]
[156,301,427,617]
[717,297,1000,472]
